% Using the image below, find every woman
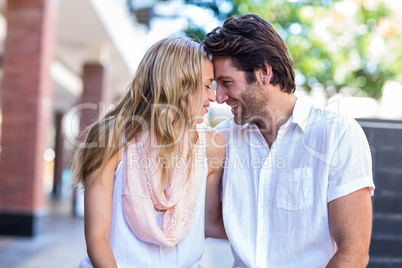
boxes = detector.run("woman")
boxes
[73,37,225,267]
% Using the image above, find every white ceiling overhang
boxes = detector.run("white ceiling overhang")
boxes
[56,0,147,97]
[0,0,148,110]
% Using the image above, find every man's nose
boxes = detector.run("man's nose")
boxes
[216,85,228,104]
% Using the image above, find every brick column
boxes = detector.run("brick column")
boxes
[72,61,109,216]
[80,63,110,131]
[0,0,58,236]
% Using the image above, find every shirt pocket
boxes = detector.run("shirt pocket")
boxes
[275,167,313,211]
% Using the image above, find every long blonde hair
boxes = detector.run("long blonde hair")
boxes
[71,37,206,189]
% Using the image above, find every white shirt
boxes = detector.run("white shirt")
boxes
[79,153,208,268]
[216,95,375,268]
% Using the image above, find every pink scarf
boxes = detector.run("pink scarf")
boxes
[122,126,206,246]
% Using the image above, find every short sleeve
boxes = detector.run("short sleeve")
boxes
[327,117,375,203]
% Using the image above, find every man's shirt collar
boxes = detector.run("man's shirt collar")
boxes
[237,93,313,133]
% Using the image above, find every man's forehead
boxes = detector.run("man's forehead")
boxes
[211,56,235,66]
[212,56,244,79]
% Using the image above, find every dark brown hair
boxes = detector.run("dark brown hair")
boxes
[204,13,296,93]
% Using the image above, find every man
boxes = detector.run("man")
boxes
[204,14,375,267]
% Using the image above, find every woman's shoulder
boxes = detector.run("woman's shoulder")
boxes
[203,126,226,158]
[203,126,225,143]
[109,148,123,172]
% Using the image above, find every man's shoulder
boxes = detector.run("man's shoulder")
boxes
[215,118,236,130]
[213,118,239,140]
[214,117,240,133]
[307,105,365,139]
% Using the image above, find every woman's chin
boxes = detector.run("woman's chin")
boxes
[191,114,206,124]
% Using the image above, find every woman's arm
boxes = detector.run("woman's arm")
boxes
[204,129,227,239]
[83,152,121,268]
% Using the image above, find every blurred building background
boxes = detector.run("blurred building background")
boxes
[0,0,147,233]
[0,0,401,267]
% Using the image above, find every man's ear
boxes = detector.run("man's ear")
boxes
[261,63,273,84]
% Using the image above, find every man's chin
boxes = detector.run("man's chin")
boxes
[233,115,248,125]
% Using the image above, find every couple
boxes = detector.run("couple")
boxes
[74,14,375,268]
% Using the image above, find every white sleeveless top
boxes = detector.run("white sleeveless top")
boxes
[79,151,208,267]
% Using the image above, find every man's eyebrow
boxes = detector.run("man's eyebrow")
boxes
[215,76,233,81]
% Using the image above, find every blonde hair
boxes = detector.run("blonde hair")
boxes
[71,37,206,190]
